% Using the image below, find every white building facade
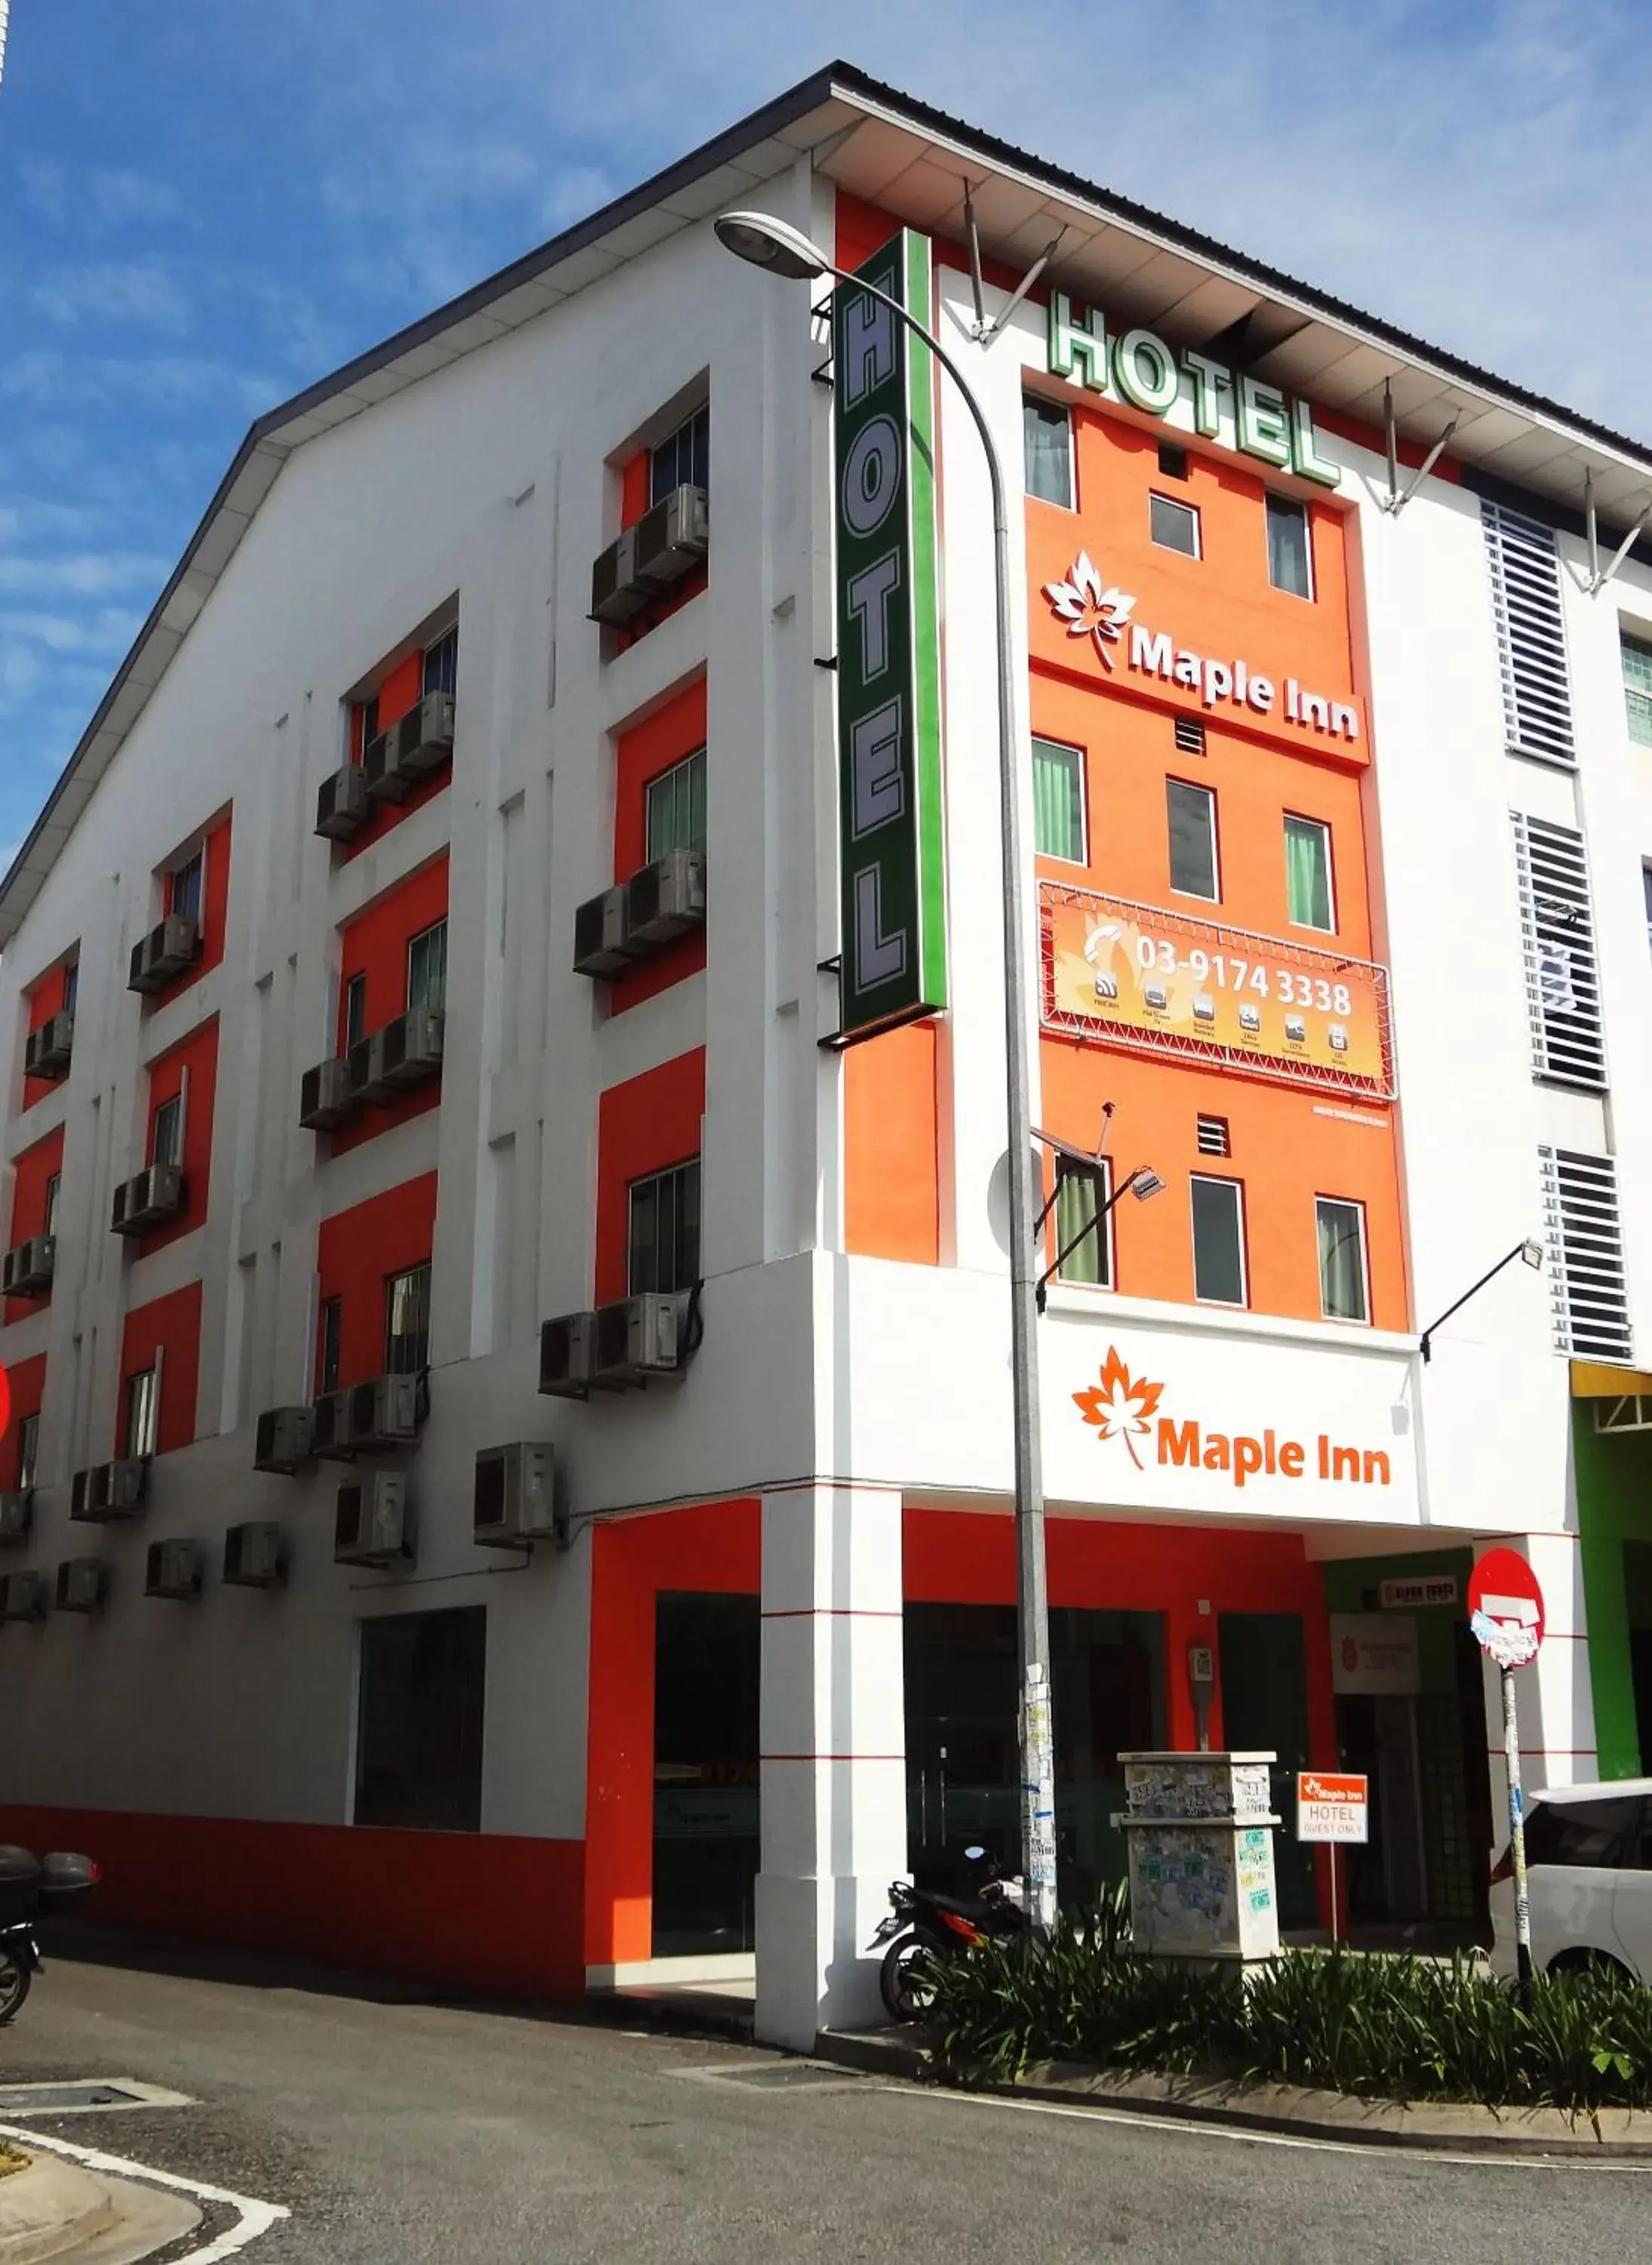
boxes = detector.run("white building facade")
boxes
[4,66,1652,2045]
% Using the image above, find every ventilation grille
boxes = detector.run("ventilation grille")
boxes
[1512,812,1605,1087]
[1483,501,1574,767]
[1196,1114,1230,1157]
[1540,1146,1631,1361]
[1174,715,1206,755]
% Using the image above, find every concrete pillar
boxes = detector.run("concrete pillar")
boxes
[754,1483,907,2050]
[1475,1533,1598,1858]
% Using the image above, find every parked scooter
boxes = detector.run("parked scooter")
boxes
[0,1847,100,2022]
[869,1844,1026,2022]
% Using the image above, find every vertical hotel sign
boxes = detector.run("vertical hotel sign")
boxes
[833,230,947,1040]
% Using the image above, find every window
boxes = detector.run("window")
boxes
[62,962,79,1017]
[1055,1159,1111,1287]
[344,971,368,1052]
[1150,492,1200,557]
[43,1173,61,1237]
[318,1296,343,1395]
[125,1367,159,1459]
[1512,813,1604,1087]
[628,1159,701,1296]
[645,747,707,862]
[1157,440,1188,480]
[354,1607,485,1832]
[1023,397,1074,507]
[423,625,458,699]
[1316,1197,1369,1324]
[1191,1176,1246,1305]
[356,692,381,759]
[17,1413,39,1493]
[1540,1145,1631,1361]
[1266,495,1313,598]
[151,1092,183,1169]
[385,1262,432,1376]
[1284,815,1334,931]
[170,847,204,926]
[1521,1795,1641,1871]
[1644,862,1652,955]
[651,401,709,504]
[1167,778,1219,900]
[406,920,448,1015]
[1623,631,1652,747]
[1032,738,1086,863]
[1483,500,1575,767]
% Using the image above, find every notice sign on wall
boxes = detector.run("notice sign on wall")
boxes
[833,230,948,1041]
[1042,883,1393,1099]
[1296,1773,1369,1844]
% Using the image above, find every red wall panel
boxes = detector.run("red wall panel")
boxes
[331,855,448,1157]
[5,1124,64,1323]
[0,1353,47,1492]
[149,810,232,1011]
[593,1048,704,1305]
[139,1015,218,1259]
[609,677,708,1015]
[20,959,75,1113]
[343,650,450,864]
[316,1171,439,1391]
[118,1281,203,1458]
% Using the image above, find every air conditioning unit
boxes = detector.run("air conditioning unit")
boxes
[254,1406,314,1475]
[380,1008,444,1089]
[589,525,645,625]
[344,1373,421,1452]
[0,1493,32,1542]
[362,726,411,805]
[144,1537,202,1601]
[572,883,636,979]
[0,1570,48,1623]
[334,1471,414,1568]
[591,1293,682,1387]
[24,1011,75,1080]
[316,763,371,842]
[539,1309,597,1399]
[128,913,200,995]
[625,849,706,950]
[223,1520,286,1589]
[56,1558,106,1615]
[391,691,455,783]
[300,1057,357,1132]
[631,483,709,594]
[72,1460,146,1523]
[310,1389,356,1462]
[2,1235,55,1298]
[347,1028,392,1106]
[473,1443,559,1550]
[111,1162,184,1236]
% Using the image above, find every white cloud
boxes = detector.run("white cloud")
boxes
[0,552,171,599]
[29,260,195,334]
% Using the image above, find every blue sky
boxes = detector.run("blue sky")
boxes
[2,0,1647,867]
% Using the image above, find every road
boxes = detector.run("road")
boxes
[0,1941,1647,2263]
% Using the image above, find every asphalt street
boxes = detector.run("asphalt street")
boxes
[1,1942,1648,2264]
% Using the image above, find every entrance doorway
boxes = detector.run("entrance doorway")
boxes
[1626,1542,1652,1770]
[1217,1611,1316,1928]
[651,1592,759,1956]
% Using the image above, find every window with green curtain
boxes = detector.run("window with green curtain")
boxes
[1055,1162,1110,1285]
[1033,738,1084,862]
[406,919,448,1014]
[646,747,707,861]
[1284,814,1333,929]
[1623,633,1652,747]
[1316,1197,1368,1322]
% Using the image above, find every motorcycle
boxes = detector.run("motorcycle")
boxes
[0,1847,100,2023]
[869,1844,1026,2022]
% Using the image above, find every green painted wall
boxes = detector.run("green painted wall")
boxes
[1571,1408,1652,1780]
[1319,1548,1474,1691]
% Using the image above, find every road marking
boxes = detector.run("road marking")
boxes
[0,2121,289,2257]
[874,2083,1652,2174]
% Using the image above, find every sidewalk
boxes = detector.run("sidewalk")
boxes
[0,2145,199,2265]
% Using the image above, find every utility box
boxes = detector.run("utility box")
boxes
[1114,1750,1281,1965]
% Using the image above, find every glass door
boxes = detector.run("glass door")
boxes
[652,1592,760,1956]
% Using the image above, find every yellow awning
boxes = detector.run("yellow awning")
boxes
[1570,1361,1652,1399]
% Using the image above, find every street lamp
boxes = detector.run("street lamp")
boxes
[1419,1239,1544,1363]
[717,208,1060,1934]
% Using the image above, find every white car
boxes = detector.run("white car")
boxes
[1488,1779,1652,1980]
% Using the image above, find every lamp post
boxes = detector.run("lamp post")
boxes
[716,208,1059,1936]
[1419,1239,1545,1362]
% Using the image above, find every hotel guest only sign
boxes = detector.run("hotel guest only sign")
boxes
[832,230,948,1042]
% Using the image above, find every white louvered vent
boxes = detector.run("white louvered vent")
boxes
[1195,1114,1230,1157]
[1483,501,1575,767]
[1511,812,1605,1087]
[1540,1146,1632,1361]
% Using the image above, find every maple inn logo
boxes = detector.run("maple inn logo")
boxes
[1074,1345,1392,1491]
[1043,552,1361,745]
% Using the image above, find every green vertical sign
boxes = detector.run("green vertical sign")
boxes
[833,228,947,1040]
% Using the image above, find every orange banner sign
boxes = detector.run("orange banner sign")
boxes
[1042,886,1392,1098]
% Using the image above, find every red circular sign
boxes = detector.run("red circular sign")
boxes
[1468,1548,1545,1656]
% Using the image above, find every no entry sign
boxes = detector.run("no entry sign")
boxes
[1468,1549,1545,1669]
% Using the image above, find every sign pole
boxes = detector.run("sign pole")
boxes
[1502,1665,1533,1991]
[1330,1847,1339,1948]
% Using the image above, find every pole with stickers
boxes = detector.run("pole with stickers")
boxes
[1468,1549,1546,1991]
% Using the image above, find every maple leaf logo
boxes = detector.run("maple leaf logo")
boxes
[1074,1345,1164,1470]
[1043,552,1136,670]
